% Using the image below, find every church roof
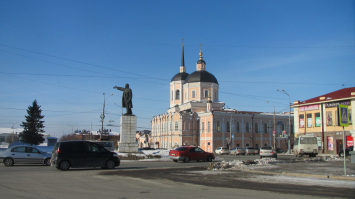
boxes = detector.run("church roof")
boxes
[184,70,218,84]
[171,72,190,82]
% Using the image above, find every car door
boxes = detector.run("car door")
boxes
[25,147,44,164]
[63,142,85,168]
[195,147,206,160]
[10,146,27,163]
[188,147,197,160]
[84,142,107,167]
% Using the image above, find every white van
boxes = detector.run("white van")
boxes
[292,135,318,157]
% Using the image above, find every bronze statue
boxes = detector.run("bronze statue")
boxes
[113,84,133,115]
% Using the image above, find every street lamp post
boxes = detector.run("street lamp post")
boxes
[277,89,291,154]
[266,101,276,149]
[101,93,113,140]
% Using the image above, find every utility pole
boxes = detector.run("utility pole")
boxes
[266,101,276,149]
[101,93,113,140]
[277,89,291,154]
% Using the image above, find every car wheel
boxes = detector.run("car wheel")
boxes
[4,158,14,166]
[59,160,70,170]
[339,152,344,157]
[207,156,213,162]
[105,160,115,169]
[173,160,178,162]
[184,157,190,163]
[44,158,51,166]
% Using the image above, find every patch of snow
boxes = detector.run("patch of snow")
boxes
[237,175,355,189]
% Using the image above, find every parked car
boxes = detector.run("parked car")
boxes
[215,147,230,155]
[275,148,285,153]
[229,147,246,155]
[169,146,215,163]
[0,145,51,166]
[338,146,353,157]
[259,146,277,158]
[245,147,258,155]
[51,141,120,170]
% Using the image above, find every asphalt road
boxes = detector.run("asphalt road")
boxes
[0,155,353,199]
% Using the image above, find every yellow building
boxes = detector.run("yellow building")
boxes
[150,44,292,152]
[292,87,355,155]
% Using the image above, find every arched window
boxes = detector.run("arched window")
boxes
[175,90,180,100]
[246,123,250,132]
[236,122,240,132]
[174,121,178,131]
[255,123,259,133]
[264,123,268,134]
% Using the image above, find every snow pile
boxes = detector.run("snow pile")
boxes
[114,149,171,161]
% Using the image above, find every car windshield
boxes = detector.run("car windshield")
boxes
[174,147,188,151]
[261,146,272,150]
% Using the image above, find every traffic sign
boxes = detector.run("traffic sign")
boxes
[273,131,276,136]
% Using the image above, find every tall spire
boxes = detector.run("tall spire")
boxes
[181,39,185,67]
[180,39,186,73]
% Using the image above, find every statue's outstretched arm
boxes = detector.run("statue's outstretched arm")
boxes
[113,86,124,91]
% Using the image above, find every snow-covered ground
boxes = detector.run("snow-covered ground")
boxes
[115,149,171,161]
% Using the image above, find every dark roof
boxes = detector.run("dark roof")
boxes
[197,59,206,64]
[171,72,190,82]
[184,71,218,84]
[297,87,355,105]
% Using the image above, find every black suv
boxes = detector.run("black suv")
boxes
[51,141,120,170]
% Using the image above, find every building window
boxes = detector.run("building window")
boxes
[170,123,172,131]
[246,123,250,132]
[246,143,249,147]
[227,122,230,132]
[236,122,240,132]
[326,111,333,126]
[174,121,178,131]
[299,114,305,128]
[171,91,173,101]
[175,90,180,100]
[208,121,211,132]
[291,125,294,134]
[217,122,221,132]
[307,113,312,128]
[281,124,285,131]
[204,90,208,97]
[192,90,196,98]
[264,143,267,146]
[237,144,240,147]
[255,123,258,133]
[202,122,205,133]
[256,144,259,149]
[315,113,321,127]
[264,123,267,134]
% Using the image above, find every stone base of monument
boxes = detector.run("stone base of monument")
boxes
[117,115,138,153]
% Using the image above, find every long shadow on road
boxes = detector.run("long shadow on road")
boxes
[99,167,355,199]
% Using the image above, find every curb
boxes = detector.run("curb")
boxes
[244,169,355,181]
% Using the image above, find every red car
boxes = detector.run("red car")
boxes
[169,146,215,163]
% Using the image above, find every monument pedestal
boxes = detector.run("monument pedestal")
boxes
[117,115,138,153]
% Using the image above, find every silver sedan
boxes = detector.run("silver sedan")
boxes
[0,145,51,166]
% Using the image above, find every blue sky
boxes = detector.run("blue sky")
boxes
[0,0,354,138]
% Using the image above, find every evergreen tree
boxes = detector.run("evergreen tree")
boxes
[19,100,45,145]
